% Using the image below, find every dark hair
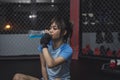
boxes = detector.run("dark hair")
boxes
[47,16,73,43]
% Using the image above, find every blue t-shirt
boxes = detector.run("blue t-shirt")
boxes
[38,43,73,80]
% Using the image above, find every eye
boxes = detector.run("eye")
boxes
[47,27,52,30]
[53,27,58,30]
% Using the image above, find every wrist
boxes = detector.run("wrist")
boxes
[42,44,48,48]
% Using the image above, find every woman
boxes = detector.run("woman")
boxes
[13,16,73,80]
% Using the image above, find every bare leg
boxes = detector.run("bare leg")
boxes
[12,73,39,80]
[55,78,61,80]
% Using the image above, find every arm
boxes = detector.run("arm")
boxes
[40,33,70,68]
[42,48,65,68]
[39,54,48,80]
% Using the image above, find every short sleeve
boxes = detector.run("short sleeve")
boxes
[38,45,42,53]
[59,45,73,60]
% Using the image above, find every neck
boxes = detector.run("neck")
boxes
[52,39,64,49]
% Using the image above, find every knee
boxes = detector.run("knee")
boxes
[12,73,23,80]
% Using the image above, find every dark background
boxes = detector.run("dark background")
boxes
[0,56,120,80]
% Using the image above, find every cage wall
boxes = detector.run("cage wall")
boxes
[0,0,70,56]
[80,0,120,59]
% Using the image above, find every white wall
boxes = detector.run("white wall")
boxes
[0,34,40,56]
[82,32,120,51]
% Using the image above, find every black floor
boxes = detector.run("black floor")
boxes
[0,55,120,80]
[71,58,120,80]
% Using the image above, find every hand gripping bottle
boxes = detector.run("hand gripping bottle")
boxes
[28,30,45,39]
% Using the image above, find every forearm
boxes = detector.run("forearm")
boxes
[41,66,48,80]
[42,48,55,68]
[39,54,48,80]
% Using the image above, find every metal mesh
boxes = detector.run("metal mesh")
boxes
[0,0,70,56]
[80,0,120,58]
[0,1,70,34]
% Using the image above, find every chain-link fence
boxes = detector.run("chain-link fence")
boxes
[80,0,120,58]
[0,0,70,56]
[0,0,70,34]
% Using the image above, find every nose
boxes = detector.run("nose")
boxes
[49,28,53,35]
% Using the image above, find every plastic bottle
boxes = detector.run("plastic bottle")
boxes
[28,30,45,39]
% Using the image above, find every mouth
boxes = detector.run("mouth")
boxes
[50,34,53,37]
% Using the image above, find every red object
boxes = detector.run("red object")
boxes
[82,48,88,55]
[94,48,100,56]
[70,0,80,60]
[109,62,117,69]
[107,50,113,57]
[86,44,90,52]
[117,49,120,57]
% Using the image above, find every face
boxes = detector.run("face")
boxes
[48,22,61,40]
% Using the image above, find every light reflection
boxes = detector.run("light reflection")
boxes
[4,24,12,30]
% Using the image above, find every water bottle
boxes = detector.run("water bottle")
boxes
[28,30,45,39]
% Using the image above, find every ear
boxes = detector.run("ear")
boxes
[63,30,67,36]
